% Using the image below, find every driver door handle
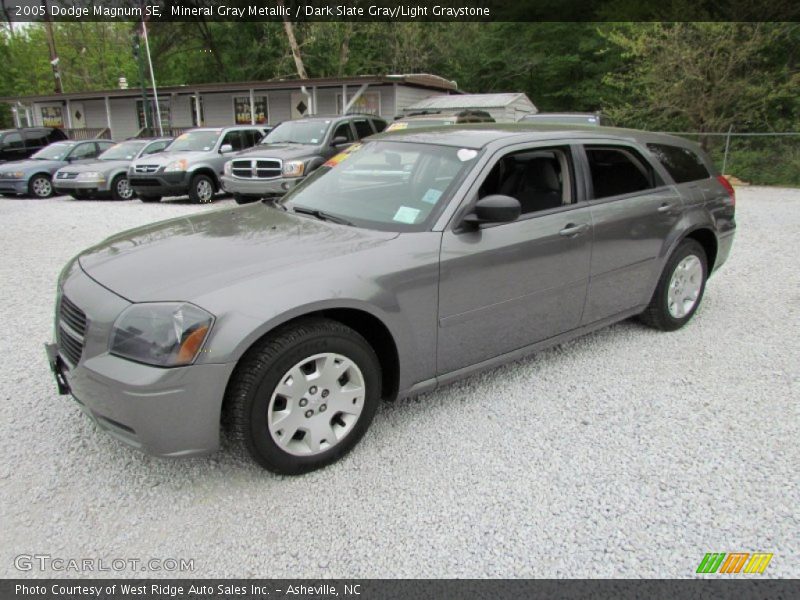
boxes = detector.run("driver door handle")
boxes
[559,223,590,237]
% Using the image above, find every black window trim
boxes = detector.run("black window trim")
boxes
[646,142,712,185]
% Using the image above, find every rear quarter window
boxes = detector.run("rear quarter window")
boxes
[647,143,711,183]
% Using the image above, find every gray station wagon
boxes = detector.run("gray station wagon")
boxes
[46,124,736,475]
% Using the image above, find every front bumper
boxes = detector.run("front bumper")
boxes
[53,179,110,194]
[221,174,301,196]
[128,171,190,196]
[47,267,235,457]
[0,179,28,194]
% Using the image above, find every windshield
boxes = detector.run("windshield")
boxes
[99,141,146,161]
[31,143,73,161]
[281,140,477,232]
[263,120,330,145]
[167,131,220,152]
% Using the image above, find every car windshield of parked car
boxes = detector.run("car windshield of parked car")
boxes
[31,142,74,160]
[99,141,147,161]
[262,121,331,145]
[167,131,220,152]
[281,140,477,232]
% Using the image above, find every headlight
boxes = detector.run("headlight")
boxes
[282,161,305,178]
[77,171,104,180]
[164,159,188,172]
[4,171,24,178]
[110,302,214,367]
[223,161,232,176]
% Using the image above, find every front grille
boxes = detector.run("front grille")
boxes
[133,164,159,174]
[57,295,86,367]
[231,158,281,179]
[128,178,160,186]
[57,172,79,180]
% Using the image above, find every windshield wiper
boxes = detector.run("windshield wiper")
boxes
[292,206,354,226]
[262,197,287,210]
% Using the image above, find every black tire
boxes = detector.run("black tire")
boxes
[110,174,134,201]
[640,239,708,331]
[69,190,89,201]
[138,195,162,203]
[225,318,382,475]
[28,174,53,198]
[234,193,260,205]
[188,174,216,204]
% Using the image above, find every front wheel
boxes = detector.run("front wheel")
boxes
[226,318,382,475]
[189,174,215,203]
[110,174,134,200]
[640,239,708,331]
[28,174,53,198]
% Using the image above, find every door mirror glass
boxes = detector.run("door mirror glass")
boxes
[462,194,521,226]
[330,136,349,147]
[219,144,234,154]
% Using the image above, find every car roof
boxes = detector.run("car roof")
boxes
[376,123,697,150]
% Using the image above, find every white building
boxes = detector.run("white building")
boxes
[1,74,458,140]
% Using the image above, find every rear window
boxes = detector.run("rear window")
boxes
[647,143,710,183]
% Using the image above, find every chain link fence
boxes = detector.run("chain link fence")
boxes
[660,131,800,187]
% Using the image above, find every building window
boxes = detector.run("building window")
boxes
[136,98,171,131]
[233,95,269,125]
[40,106,64,128]
[336,91,381,116]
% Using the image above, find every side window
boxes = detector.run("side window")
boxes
[647,143,710,184]
[478,146,574,216]
[4,132,23,149]
[23,130,47,147]
[584,145,658,199]
[332,122,354,143]
[372,118,387,133]
[245,129,263,148]
[221,130,244,151]
[69,143,97,160]
[353,119,373,139]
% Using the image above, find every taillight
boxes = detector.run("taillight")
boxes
[717,175,735,207]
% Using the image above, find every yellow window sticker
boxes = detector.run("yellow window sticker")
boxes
[386,122,409,132]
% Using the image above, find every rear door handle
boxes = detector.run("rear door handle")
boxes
[658,202,676,213]
[559,223,590,237]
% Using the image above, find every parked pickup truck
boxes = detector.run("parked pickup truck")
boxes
[127,126,267,203]
[221,114,387,204]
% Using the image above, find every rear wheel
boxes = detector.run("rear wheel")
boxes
[640,239,708,331]
[189,174,215,203]
[226,318,382,475]
[28,174,53,198]
[138,195,162,203]
[110,174,134,200]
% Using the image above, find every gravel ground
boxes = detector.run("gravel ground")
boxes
[0,188,797,579]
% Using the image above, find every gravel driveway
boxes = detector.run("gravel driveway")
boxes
[1,188,797,578]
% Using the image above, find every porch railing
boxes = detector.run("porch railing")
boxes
[64,127,111,140]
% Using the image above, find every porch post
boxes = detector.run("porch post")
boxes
[104,96,112,138]
[65,98,73,128]
[194,93,202,126]
[312,86,317,115]
[341,85,346,114]
[249,89,255,125]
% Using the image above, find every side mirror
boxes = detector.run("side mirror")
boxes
[219,144,233,154]
[461,194,521,227]
[330,136,349,147]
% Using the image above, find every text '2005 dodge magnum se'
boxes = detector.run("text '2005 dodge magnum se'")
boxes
[47,125,735,475]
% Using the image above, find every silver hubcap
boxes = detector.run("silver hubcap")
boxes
[196,179,213,202]
[33,177,51,197]
[668,255,703,319]
[267,352,366,456]
[117,177,132,199]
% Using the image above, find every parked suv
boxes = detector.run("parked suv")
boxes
[0,127,68,164]
[128,127,266,203]
[54,138,172,200]
[0,140,114,198]
[386,109,495,131]
[221,114,387,204]
[47,125,735,475]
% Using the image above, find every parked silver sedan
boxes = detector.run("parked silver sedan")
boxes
[46,125,736,475]
[54,138,172,200]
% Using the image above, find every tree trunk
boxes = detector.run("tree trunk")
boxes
[281,11,307,79]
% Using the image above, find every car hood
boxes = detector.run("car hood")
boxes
[131,150,209,168]
[78,203,398,302]
[1,158,64,173]
[59,159,128,173]
[233,143,322,161]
